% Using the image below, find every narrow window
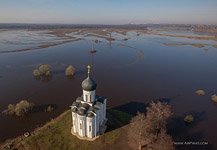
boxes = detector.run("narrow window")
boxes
[89,125,91,132]
[90,95,91,102]
[80,123,82,129]
[85,95,88,101]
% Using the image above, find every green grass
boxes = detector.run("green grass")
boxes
[107,109,133,124]
[5,109,129,150]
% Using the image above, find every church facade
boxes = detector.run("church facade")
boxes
[70,65,107,140]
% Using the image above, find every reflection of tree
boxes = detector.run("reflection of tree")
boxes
[42,76,52,83]
[66,75,74,80]
[107,32,114,48]
[136,50,144,61]
[34,76,41,81]
[108,40,112,48]
[89,42,96,67]
[34,75,52,83]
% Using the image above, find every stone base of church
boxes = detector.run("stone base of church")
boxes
[71,118,108,141]
[71,128,100,141]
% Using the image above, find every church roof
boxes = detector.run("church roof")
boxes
[77,108,87,116]
[87,112,95,117]
[71,95,106,117]
[76,97,83,102]
[72,101,80,107]
[81,77,97,91]
[95,96,106,103]
[94,101,101,109]
[72,107,77,112]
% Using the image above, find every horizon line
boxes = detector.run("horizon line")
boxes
[0,23,217,26]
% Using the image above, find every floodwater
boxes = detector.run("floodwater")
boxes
[0,29,217,149]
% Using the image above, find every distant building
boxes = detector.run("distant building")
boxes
[70,65,107,140]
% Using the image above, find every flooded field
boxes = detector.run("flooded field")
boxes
[0,28,217,148]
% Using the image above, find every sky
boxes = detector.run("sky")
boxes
[0,0,217,25]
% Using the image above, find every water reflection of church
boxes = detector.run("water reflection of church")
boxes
[70,65,107,140]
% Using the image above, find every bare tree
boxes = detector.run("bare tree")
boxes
[128,101,174,150]
[150,129,174,150]
[146,101,172,136]
[128,112,146,150]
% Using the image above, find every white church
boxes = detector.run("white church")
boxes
[70,65,107,140]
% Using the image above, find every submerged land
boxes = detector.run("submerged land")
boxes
[0,24,217,53]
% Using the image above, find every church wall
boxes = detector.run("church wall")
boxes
[103,103,105,120]
[104,99,107,120]
[86,117,96,138]
[101,104,104,122]
[83,90,95,102]
[72,111,78,133]
[77,115,86,137]
[95,110,100,133]
[71,101,107,139]
[99,105,103,125]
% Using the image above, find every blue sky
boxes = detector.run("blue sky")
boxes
[0,0,217,24]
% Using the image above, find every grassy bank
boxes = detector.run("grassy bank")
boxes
[1,109,132,150]
[107,109,132,125]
